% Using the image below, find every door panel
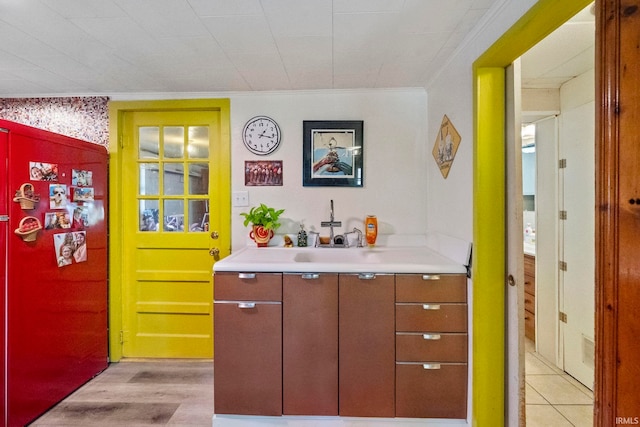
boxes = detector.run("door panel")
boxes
[505,61,525,426]
[560,101,595,389]
[122,110,225,358]
[0,128,7,426]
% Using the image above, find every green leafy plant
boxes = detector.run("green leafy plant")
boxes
[240,203,285,231]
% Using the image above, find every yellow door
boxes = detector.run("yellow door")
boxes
[120,109,228,358]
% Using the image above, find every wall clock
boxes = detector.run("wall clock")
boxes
[242,116,282,155]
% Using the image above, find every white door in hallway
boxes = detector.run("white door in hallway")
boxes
[559,99,595,390]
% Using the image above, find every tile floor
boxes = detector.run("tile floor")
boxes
[30,343,594,426]
[30,359,214,426]
[525,339,594,426]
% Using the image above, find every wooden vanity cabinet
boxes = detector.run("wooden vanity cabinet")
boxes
[339,273,396,417]
[282,273,339,415]
[524,254,536,342]
[395,273,468,419]
[213,272,283,416]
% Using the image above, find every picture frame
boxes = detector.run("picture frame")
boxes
[244,160,283,186]
[303,120,364,187]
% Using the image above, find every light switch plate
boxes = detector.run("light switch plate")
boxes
[232,191,249,207]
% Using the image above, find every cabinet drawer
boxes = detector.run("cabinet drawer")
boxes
[524,254,535,275]
[396,303,467,333]
[396,274,466,303]
[525,310,535,342]
[524,274,535,295]
[214,271,282,301]
[524,292,535,314]
[396,362,467,419]
[396,333,467,363]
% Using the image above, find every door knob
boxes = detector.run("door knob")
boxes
[209,248,220,258]
[210,231,219,239]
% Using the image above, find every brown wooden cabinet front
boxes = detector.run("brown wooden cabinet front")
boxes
[395,363,467,419]
[213,301,282,416]
[339,273,395,417]
[283,273,339,415]
[524,254,536,342]
[213,272,283,416]
[395,273,468,419]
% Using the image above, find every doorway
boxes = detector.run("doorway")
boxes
[472,0,593,425]
[519,1,595,390]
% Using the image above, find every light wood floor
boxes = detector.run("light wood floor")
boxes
[30,359,214,426]
[31,345,593,426]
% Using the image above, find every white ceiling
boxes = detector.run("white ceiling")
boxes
[521,3,595,89]
[0,0,593,97]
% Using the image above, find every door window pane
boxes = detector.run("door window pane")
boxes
[139,163,159,195]
[139,200,159,231]
[164,199,184,232]
[188,200,209,232]
[188,126,209,159]
[164,126,184,159]
[188,163,209,195]
[163,163,184,196]
[139,127,159,159]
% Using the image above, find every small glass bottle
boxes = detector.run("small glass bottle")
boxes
[365,215,378,247]
[297,224,307,247]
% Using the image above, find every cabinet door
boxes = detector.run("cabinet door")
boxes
[283,273,338,415]
[339,273,395,417]
[213,301,282,416]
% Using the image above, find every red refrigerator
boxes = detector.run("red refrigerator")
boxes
[0,119,109,426]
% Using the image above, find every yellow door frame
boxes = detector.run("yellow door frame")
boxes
[108,99,230,362]
[472,0,592,424]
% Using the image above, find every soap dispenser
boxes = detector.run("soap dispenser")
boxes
[365,215,378,246]
[297,224,307,247]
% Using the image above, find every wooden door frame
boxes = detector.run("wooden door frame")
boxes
[108,99,230,362]
[595,1,639,424]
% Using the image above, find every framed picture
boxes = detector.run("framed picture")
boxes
[245,160,283,186]
[303,120,363,187]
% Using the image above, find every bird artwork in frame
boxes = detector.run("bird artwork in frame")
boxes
[303,120,364,187]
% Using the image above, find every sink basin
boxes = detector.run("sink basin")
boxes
[293,249,381,264]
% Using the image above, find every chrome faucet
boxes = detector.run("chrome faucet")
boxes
[320,200,342,246]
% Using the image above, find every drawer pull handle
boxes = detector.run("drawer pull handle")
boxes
[423,363,441,370]
[237,302,256,309]
[358,273,376,280]
[423,334,441,340]
[301,273,320,280]
[238,273,256,279]
[422,274,440,281]
[422,304,441,310]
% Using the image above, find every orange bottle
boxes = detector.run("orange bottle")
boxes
[365,215,378,246]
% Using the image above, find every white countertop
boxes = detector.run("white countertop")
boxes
[524,242,536,256]
[213,245,468,274]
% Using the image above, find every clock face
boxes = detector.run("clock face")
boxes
[242,116,281,155]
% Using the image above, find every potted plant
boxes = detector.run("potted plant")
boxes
[240,203,285,247]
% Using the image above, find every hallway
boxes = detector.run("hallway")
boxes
[30,359,214,426]
[525,339,594,426]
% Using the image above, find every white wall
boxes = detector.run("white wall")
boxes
[425,0,538,242]
[229,89,428,250]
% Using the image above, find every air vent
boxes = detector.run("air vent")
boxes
[582,335,595,368]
